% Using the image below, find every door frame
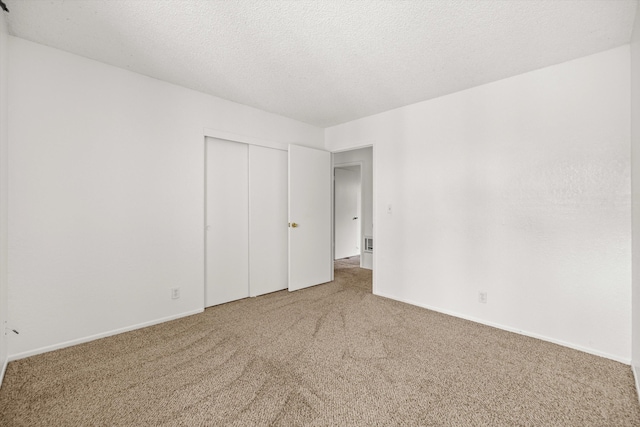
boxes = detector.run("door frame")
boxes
[333,161,363,265]
[330,144,376,293]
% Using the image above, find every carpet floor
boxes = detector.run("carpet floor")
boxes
[1,256,639,426]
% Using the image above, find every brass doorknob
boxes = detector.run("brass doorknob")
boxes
[290,222,299,228]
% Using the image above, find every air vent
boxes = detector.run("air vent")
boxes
[364,236,373,253]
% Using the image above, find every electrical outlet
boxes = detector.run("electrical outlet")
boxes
[478,291,487,304]
[171,288,180,300]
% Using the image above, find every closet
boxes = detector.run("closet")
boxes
[205,137,288,307]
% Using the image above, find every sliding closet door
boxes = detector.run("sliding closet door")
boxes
[249,145,288,296]
[205,138,249,307]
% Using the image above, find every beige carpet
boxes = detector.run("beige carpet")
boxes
[1,258,639,426]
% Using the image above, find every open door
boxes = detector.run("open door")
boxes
[288,144,332,291]
[334,166,361,260]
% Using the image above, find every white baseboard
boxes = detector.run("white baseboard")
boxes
[0,355,7,388]
[8,309,204,362]
[374,291,631,365]
[633,364,640,404]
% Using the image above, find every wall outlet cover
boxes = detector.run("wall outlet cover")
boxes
[478,292,487,304]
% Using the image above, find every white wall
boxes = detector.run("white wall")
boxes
[7,37,323,359]
[0,12,9,383]
[326,46,631,362]
[631,2,640,389]
[333,147,373,269]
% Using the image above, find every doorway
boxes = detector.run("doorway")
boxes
[333,146,373,271]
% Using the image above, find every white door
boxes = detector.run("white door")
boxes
[249,145,288,296]
[288,145,332,291]
[205,138,249,306]
[334,167,361,259]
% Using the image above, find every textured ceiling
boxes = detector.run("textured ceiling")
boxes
[4,0,638,127]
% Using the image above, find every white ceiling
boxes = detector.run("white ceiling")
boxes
[4,0,638,128]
